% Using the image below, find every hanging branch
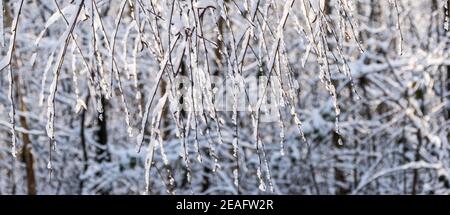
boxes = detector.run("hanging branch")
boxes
[0,0,25,158]
[46,0,85,171]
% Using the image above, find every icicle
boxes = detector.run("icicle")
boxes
[232,136,238,159]
[212,159,220,173]
[132,30,143,118]
[264,162,274,193]
[169,174,175,186]
[290,107,307,142]
[39,55,54,106]
[113,68,134,138]
[75,99,87,114]
[232,75,239,159]
[155,121,169,166]
[335,117,343,146]
[445,1,449,32]
[186,171,191,184]
[259,138,274,193]
[122,21,136,79]
[160,141,169,166]
[8,66,16,158]
[279,122,285,156]
[257,167,266,192]
[0,0,4,47]
[96,97,104,121]
[233,168,239,187]
[47,161,52,170]
[144,138,156,195]
[46,73,57,140]
[195,140,203,163]
[71,41,86,114]
[390,0,403,55]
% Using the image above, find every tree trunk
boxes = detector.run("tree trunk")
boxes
[95,96,110,163]
[78,94,90,194]
[16,76,36,195]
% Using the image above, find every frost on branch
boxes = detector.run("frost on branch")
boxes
[0,0,449,195]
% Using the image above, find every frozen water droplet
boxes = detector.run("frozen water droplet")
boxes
[259,182,266,192]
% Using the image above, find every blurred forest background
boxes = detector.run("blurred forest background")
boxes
[0,0,449,195]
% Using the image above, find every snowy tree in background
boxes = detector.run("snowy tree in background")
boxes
[0,0,449,195]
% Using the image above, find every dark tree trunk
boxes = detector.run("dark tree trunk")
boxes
[78,94,90,194]
[95,96,110,163]
[16,76,36,195]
